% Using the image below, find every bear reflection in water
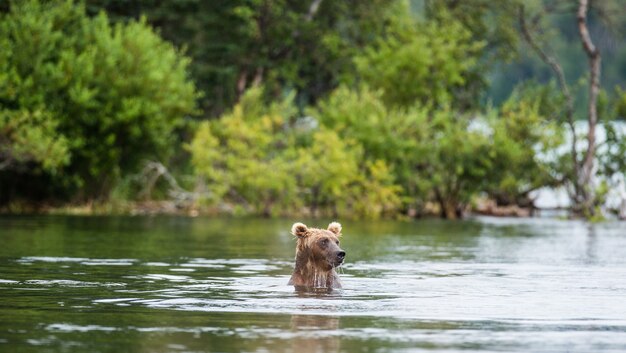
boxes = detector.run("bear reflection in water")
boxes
[290,314,340,353]
[288,222,346,289]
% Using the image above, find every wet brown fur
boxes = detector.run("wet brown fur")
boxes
[288,222,345,289]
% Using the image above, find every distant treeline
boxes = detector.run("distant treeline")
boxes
[0,0,625,219]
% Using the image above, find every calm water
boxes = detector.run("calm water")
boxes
[1,215,625,352]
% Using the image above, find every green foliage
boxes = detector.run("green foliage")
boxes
[83,0,626,117]
[314,83,563,218]
[354,7,485,109]
[615,87,626,121]
[0,0,198,200]
[505,80,567,122]
[425,0,520,63]
[85,0,400,115]
[422,110,494,218]
[313,85,490,217]
[291,129,360,214]
[191,89,298,215]
[421,104,561,218]
[488,0,626,108]
[599,122,626,181]
[599,87,626,187]
[349,160,403,219]
[189,87,401,218]
[313,85,430,204]
[0,109,70,172]
[486,85,564,206]
[2,0,622,218]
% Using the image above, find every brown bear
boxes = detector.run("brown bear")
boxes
[288,221,346,289]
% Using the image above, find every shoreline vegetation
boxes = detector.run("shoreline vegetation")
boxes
[1,194,621,220]
[0,199,540,219]
[0,200,626,221]
[1,1,626,221]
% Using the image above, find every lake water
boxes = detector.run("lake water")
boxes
[1,215,625,352]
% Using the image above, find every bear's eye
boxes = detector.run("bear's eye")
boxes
[320,238,329,246]
[336,240,340,245]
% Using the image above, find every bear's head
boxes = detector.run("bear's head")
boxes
[291,221,345,271]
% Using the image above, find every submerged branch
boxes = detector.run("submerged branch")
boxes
[138,161,210,204]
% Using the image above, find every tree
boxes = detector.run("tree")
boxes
[576,0,601,216]
[85,0,400,115]
[517,0,612,217]
[424,0,520,63]
[353,8,485,110]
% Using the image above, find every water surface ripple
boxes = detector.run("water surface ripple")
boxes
[1,216,625,352]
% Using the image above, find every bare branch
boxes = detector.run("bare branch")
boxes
[577,0,599,58]
[576,0,602,214]
[518,6,573,119]
[293,0,325,38]
[518,4,580,192]
[138,161,211,204]
[304,0,324,22]
[243,0,325,92]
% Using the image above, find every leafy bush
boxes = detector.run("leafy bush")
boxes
[0,0,198,201]
[189,87,401,218]
[312,85,430,209]
[314,86,489,217]
[423,110,494,218]
[486,86,564,206]
[314,84,562,218]
[189,88,298,215]
[0,109,69,173]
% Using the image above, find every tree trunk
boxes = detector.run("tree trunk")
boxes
[236,70,248,96]
[519,2,601,218]
[435,187,459,220]
[442,200,459,220]
[577,0,601,216]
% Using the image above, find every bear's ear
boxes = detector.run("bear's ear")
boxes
[291,222,309,238]
[327,222,342,236]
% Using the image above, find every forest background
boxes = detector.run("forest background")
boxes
[1,0,625,220]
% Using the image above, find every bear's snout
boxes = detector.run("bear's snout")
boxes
[336,250,346,263]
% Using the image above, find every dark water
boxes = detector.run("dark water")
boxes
[1,215,625,352]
